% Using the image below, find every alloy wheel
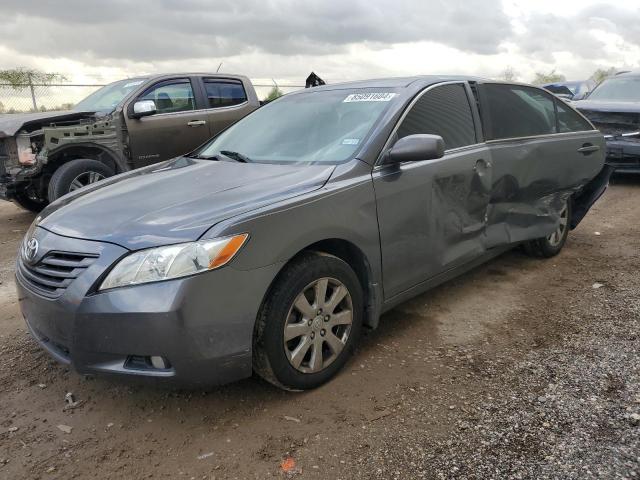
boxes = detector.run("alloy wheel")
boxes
[283,277,353,374]
[547,203,569,247]
[69,171,106,192]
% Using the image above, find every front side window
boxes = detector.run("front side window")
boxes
[397,83,476,150]
[483,84,557,140]
[197,89,398,164]
[139,80,195,114]
[204,80,247,108]
[556,100,593,133]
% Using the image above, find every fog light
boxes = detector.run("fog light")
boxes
[150,356,169,370]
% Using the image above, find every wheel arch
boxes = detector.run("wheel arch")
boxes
[258,237,381,330]
[46,143,124,174]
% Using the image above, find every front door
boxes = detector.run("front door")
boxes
[373,83,492,299]
[126,78,211,167]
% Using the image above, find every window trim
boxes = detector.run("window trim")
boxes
[201,77,249,110]
[374,81,483,167]
[127,77,197,118]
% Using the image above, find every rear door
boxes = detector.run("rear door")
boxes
[125,77,211,167]
[477,83,605,246]
[199,77,258,137]
[373,82,492,298]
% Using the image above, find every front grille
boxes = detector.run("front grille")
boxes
[18,251,98,298]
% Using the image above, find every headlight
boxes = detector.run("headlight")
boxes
[99,234,248,290]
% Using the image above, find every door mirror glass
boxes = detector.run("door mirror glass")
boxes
[384,134,445,164]
[132,100,157,118]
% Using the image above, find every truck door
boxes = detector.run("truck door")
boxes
[125,78,211,167]
[372,83,492,298]
[199,77,259,137]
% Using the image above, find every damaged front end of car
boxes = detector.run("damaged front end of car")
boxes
[0,112,120,207]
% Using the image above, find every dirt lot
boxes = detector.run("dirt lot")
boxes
[0,181,638,479]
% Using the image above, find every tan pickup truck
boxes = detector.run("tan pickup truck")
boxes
[0,73,260,211]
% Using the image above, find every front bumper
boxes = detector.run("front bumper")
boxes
[605,138,640,173]
[16,227,282,387]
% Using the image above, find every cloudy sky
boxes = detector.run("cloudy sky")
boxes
[1,0,639,87]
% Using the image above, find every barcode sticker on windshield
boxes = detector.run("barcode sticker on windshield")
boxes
[123,80,144,88]
[343,93,397,103]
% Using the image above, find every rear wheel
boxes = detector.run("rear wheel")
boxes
[524,200,571,258]
[253,252,363,390]
[48,159,114,202]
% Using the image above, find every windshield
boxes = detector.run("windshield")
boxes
[74,78,147,112]
[197,89,399,164]
[588,76,640,102]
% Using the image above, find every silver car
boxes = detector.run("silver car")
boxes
[16,76,608,390]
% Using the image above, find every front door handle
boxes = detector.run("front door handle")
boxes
[577,144,600,155]
[187,120,207,127]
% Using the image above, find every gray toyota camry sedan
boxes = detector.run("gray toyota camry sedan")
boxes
[16,76,608,390]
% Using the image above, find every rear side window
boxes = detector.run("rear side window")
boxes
[139,80,195,114]
[397,83,476,150]
[204,80,248,108]
[483,84,557,140]
[556,100,593,132]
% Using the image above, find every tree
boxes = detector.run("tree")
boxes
[531,69,566,85]
[500,66,518,82]
[264,86,284,102]
[0,67,67,88]
[0,67,67,111]
[0,101,4,114]
[589,67,617,85]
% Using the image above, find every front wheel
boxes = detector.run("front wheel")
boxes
[48,159,114,202]
[12,189,48,213]
[253,252,363,390]
[524,199,571,258]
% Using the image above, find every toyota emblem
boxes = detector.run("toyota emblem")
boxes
[22,237,39,263]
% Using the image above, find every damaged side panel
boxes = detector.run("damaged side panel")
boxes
[483,132,605,248]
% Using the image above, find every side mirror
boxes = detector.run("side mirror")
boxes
[132,100,157,118]
[383,134,445,165]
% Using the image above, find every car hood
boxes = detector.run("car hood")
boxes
[38,157,335,250]
[573,99,640,114]
[0,110,97,137]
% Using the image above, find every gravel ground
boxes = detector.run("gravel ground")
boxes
[0,178,638,479]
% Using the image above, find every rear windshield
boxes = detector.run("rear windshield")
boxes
[588,76,640,102]
[197,89,400,164]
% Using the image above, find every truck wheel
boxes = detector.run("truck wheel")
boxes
[48,159,114,201]
[12,190,48,213]
[253,252,363,391]
[524,200,571,258]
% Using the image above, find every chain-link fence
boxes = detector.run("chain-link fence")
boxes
[0,81,304,114]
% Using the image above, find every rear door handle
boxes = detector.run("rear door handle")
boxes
[187,120,206,127]
[577,144,600,155]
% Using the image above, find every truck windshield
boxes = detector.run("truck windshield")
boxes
[588,76,640,102]
[197,89,399,164]
[73,78,147,113]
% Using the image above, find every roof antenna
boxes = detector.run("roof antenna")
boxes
[216,62,223,73]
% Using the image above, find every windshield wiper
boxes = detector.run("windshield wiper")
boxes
[220,150,251,163]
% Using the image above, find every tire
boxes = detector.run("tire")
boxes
[12,189,47,213]
[253,251,363,391]
[48,159,114,202]
[524,199,571,258]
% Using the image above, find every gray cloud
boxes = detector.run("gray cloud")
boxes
[0,0,512,62]
[514,4,640,62]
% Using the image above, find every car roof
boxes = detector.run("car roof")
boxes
[299,75,486,92]
[612,71,640,78]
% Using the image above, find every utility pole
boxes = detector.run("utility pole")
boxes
[28,73,37,111]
